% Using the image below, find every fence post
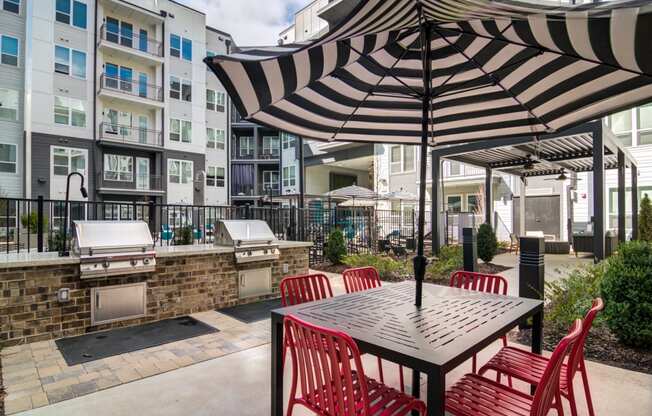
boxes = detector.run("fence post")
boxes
[462,227,477,272]
[37,196,44,252]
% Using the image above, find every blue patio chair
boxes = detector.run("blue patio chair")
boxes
[161,225,174,244]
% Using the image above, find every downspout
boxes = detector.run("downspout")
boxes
[23,0,34,198]
[91,0,98,201]
[226,39,231,205]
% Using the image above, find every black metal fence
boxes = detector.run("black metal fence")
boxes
[0,197,434,264]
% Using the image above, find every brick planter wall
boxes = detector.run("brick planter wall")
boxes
[0,247,309,346]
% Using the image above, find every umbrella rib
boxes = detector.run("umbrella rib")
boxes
[330,42,414,141]
[435,23,652,79]
[433,26,552,132]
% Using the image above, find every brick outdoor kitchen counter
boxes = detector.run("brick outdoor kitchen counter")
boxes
[0,242,311,346]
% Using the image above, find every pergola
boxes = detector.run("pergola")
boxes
[430,120,639,261]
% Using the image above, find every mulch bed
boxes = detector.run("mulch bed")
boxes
[311,262,349,275]
[511,325,652,374]
[478,263,511,274]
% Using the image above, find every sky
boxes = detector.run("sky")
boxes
[179,0,308,46]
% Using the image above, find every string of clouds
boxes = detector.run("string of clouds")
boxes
[177,0,307,46]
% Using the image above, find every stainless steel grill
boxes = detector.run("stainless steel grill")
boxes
[73,221,156,278]
[215,220,279,263]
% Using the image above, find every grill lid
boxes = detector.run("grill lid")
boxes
[215,220,278,246]
[73,221,154,255]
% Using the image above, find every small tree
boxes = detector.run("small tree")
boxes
[325,228,346,264]
[639,193,652,242]
[477,222,498,263]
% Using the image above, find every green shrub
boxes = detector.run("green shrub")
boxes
[48,231,66,252]
[325,228,346,264]
[20,212,48,231]
[426,245,462,283]
[545,263,605,330]
[477,223,498,263]
[600,240,652,348]
[342,254,410,281]
[639,193,652,242]
[175,226,193,245]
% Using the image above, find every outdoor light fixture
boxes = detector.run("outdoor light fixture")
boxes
[60,172,87,257]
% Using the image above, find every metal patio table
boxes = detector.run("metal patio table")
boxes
[271,281,543,416]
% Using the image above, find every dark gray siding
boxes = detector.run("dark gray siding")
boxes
[164,150,205,205]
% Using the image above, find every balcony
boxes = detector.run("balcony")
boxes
[98,122,163,149]
[99,73,164,107]
[231,183,255,197]
[96,172,164,195]
[98,24,164,63]
[258,184,281,197]
[231,148,280,161]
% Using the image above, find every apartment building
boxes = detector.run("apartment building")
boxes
[1,0,232,212]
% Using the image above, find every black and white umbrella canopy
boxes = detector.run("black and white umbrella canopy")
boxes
[206,0,652,146]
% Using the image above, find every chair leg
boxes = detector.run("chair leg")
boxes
[472,353,477,374]
[376,356,384,383]
[555,391,565,416]
[580,360,596,416]
[399,365,405,393]
[567,383,579,416]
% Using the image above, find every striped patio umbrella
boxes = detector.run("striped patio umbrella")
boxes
[206,0,652,305]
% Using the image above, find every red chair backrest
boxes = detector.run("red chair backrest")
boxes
[280,273,333,307]
[449,270,508,295]
[531,319,583,416]
[565,298,604,383]
[342,266,381,293]
[284,314,369,415]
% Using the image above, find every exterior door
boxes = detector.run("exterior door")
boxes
[138,73,147,98]
[138,115,148,143]
[136,157,149,190]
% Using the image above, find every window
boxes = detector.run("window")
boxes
[103,154,133,181]
[170,34,180,58]
[390,145,401,174]
[446,161,462,176]
[181,79,191,102]
[206,89,225,112]
[1,35,18,66]
[446,195,462,213]
[608,110,632,146]
[262,136,279,157]
[282,133,296,149]
[0,143,16,173]
[239,136,254,157]
[52,146,86,176]
[263,171,279,191]
[283,166,296,187]
[206,51,215,70]
[169,76,180,99]
[105,17,133,48]
[54,45,85,78]
[206,128,225,150]
[206,166,225,187]
[169,119,191,143]
[3,0,19,14]
[608,186,652,229]
[54,96,86,127]
[0,88,18,121]
[467,194,479,213]
[168,159,192,184]
[390,145,416,173]
[56,0,86,29]
[181,37,192,61]
[638,104,652,146]
[403,145,415,171]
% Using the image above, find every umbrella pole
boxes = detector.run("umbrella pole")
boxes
[414,18,432,308]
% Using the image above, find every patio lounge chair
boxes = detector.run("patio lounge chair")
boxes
[342,266,405,392]
[479,298,604,416]
[446,319,583,416]
[449,270,510,379]
[284,314,426,416]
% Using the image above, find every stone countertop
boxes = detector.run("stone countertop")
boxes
[0,241,313,267]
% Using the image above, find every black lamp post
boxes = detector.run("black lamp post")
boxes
[60,172,88,256]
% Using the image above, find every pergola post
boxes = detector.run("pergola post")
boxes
[593,131,605,261]
[519,177,526,236]
[431,150,440,255]
[632,163,639,240]
[617,150,626,243]
[485,168,492,225]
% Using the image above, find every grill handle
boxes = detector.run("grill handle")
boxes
[96,291,101,309]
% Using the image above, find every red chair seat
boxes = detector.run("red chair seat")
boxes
[446,374,534,416]
[297,371,425,416]
[480,346,570,393]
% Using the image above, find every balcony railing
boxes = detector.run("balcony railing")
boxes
[232,183,255,196]
[99,122,163,147]
[97,172,163,192]
[230,148,280,160]
[99,24,163,57]
[258,184,281,196]
[100,73,163,102]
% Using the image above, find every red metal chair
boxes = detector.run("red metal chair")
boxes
[446,319,583,416]
[284,314,427,416]
[342,267,405,392]
[479,298,604,416]
[449,270,510,375]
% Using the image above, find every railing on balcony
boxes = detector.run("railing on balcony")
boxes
[231,106,248,124]
[97,172,163,192]
[258,184,281,197]
[259,150,280,160]
[231,147,280,160]
[232,183,255,196]
[99,122,163,147]
[100,73,163,102]
[98,24,163,57]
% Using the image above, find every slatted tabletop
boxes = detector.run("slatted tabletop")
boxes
[270,281,543,416]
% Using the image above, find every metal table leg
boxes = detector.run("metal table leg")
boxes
[411,369,421,416]
[271,317,284,416]
[427,369,445,416]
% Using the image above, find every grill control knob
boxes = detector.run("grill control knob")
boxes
[130,259,137,266]
[102,260,110,269]
[143,258,150,265]
[247,251,252,256]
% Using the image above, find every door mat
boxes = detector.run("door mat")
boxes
[56,316,219,366]
[217,298,282,323]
